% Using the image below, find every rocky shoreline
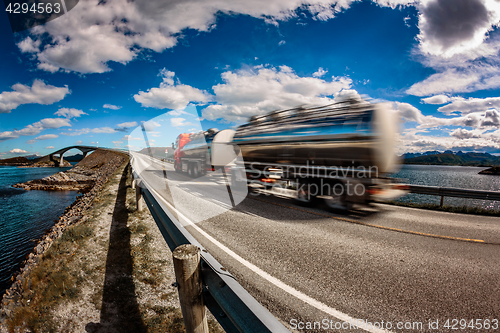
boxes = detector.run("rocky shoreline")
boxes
[12,152,115,192]
[0,157,71,168]
[18,160,72,168]
[13,168,96,192]
[478,166,500,175]
[0,149,128,319]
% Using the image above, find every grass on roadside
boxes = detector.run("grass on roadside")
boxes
[386,200,500,217]
[4,161,224,333]
[6,221,94,333]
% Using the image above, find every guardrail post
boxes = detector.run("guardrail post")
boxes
[173,244,208,333]
[131,174,135,189]
[135,181,144,211]
[440,196,444,207]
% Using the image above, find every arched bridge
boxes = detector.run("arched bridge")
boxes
[48,146,98,167]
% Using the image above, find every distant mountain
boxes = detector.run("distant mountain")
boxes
[401,150,442,159]
[403,152,500,166]
[0,156,31,166]
[64,154,85,162]
[24,154,42,160]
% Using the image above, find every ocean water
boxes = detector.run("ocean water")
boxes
[0,165,78,295]
[389,164,500,210]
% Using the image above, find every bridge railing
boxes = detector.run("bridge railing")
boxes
[129,155,290,333]
[406,184,500,206]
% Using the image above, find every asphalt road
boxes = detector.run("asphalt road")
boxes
[132,153,500,333]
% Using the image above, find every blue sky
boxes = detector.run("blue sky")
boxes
[1,0,500,158]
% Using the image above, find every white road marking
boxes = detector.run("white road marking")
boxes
[147,184,393,333]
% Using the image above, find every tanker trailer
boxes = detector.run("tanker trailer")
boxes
[174,128,220,177]
[231,98,406,210]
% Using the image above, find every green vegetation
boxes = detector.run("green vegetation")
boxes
[404,152,500,167]
[387,201,500,217]
[478,166,500,175]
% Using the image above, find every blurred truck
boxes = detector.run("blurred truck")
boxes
[173,98,406,210]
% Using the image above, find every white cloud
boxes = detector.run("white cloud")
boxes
[123,135,142,141]
[116,121,138,132]
[91,127,116,134]
[141,120,161,132]
[437,96,500,115]
[76,140,83,145]
[170,117,193,127]
[54,108,87,119]
[0,118,71,142]
[134,69,211,109]
[0,80,69,113]
[407,68,482,96]
[406,62,500,96]
[373,0,415,8]
[46,146,55,149]
[103,104,122,110]
[17,0,365,74]
[397,125,500,154]
[18,37,41,53]
[168,109,191,116]
[481,109,500,126]
[117,121,138,128]
[202,65,352,122]
[395,101,500,129]
[416,0,500,58]
[395,100,500,153]
[421,94,450,104]
[407,1,500,96]
[37,118,72,129]
[312,67,327,77]
[10,148,28,154]
[450,128,481,139]
[35,134,59,140]
[0,132,19,141]
[61,126,116,136]
[396,102,426,122]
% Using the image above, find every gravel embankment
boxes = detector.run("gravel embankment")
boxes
[0,150,223,333]
[0,149,128,329]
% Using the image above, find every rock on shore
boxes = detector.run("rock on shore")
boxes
[19,159,72,168]
[12,150,121,192]
[479,166,500,175]
[0,156,71,167]
[0,157,31,167]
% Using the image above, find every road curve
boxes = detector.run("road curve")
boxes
[132,153,500,333]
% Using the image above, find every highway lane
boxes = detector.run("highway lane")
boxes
[131,153,500,332]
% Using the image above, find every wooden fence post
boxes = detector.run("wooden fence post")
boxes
[135,181,144,211]
[173,244,208,333]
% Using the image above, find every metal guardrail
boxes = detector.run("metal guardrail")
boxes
[130,156,290,333]
[406,184,500,206]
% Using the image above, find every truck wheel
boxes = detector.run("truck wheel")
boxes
[187,163,193,177]
[192,164,199,178]
[293,180,317,206]
[323,182,352,212]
